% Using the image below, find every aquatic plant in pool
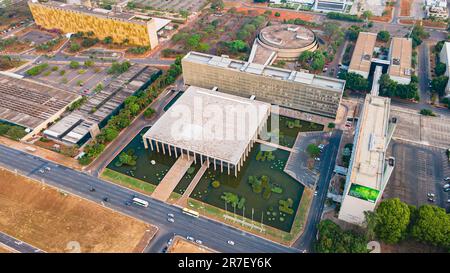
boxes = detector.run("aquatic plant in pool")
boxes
[190,143,304,232]
[107,127,178,186]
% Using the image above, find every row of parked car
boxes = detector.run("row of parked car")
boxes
[427,177,450,203]
[1,19,31,36]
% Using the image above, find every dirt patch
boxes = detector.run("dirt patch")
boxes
[370,6,393,23]
[0,245,13,253]
[400,0,412,16]
[400,19,447,29]
[0,168,157,253]
[167,236,216,253]
[229,5,314,21]
[381,240,444,253]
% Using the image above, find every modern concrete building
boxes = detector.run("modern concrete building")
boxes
[348,32,377,78]
[426,6,449,19]
[249,24,318,65]
[338,94,397,225]
[0,73,80,140]
[313,0,350,12]
[388,37,412,84]
[28,0,159,48]
[142,86,271,177]
[439,42,450,96]
[425,0,447,8]
[182,51,345,118]
[44,65,160,145]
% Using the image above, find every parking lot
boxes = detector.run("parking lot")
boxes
[391,106,450,148]
[384,140,450,211]
[132,0,208,12]
[18,30,55,45]
[23,62,114,95]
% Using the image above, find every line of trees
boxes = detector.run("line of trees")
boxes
[365,198,450,251]
[379,74,420,100]
[78,57,183,165]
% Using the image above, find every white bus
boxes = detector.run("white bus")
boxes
[182,208,199,218]
[132,197,149,208]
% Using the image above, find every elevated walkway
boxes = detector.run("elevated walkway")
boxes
[151,156,194,202]
[176,162,208,207]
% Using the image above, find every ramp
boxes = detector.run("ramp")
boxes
[151,157,194,202]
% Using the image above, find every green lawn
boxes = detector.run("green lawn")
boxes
[101,168,156,194]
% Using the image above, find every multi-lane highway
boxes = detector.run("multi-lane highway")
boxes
[0,144,298,253]
[0,231,44,253]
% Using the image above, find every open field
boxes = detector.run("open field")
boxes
[370,6,393,23]
[0,168,157,253]
[168,236,215,253]
[0,245,13,253]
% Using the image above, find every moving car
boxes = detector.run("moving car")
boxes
[227,240,235,246]
[167,218,174,223]
[195,240,203,245]
[187,236,194,241]
[427,193,435,198]
[168,213,174,218]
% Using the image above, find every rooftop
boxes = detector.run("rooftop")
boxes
[44,65,159,144]
[143,86,271,165]
[258,24,316,50]
[388,37,412,79]
[29,1,153,25]
[0,73,79,129]
[184,51,345,93]
[349,32,377,74]
[348,94,390,191]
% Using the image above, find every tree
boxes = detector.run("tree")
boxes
[411,205,450,250]
[186,34,202,50]
[118,151,136,166]
[361,11,373,20]
[225,40,248,53]
[316,220,368,253]
[103,127,119,142]
[307,144,321,158]
[435,62,446,76]
[84,60,94,67]
[103,36,113,44]
[346,25,362,41]
[377,30,390,42]
[327,122,335,129]
[69,42,81,52]
[210,0,224,10]
[144,107,155,118]
[373,198,411,244]
[339,72,370,91]
[430,76,449,97]
[69,61,80,69]
[420,108,436,116]
[274,12,281,17]
[410,25,430,48]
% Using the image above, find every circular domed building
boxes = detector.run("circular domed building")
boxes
[256,24,318,61]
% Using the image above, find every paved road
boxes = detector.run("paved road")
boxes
[418,42,431,106]
[0,144,298,253]
[293,129,342,251]
[0,231,44,253]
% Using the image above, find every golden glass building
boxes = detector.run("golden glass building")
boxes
[28,1,159,48]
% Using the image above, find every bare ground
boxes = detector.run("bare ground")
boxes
[0,169,157,253]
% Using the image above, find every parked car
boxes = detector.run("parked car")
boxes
[195,240,203,245]
[427,193,435,198]
[444,177,450,181]
[427,197,435,203]
[168,213,174,218]
[444,188,450,192]
[187,236,194,242]
[443,184,450,189]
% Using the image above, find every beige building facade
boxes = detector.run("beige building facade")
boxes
[182,52,344,118]
[28,1,159,48]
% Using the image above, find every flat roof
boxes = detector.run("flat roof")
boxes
[348,94,390,190]
[143,86,271,165]
[0,74,79,129]
[183,51,345,93]
[29,1,153,25]
[388,37,412,79]
[349,32,377,74]
[44,65,159,144]
[259,24,316,49]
